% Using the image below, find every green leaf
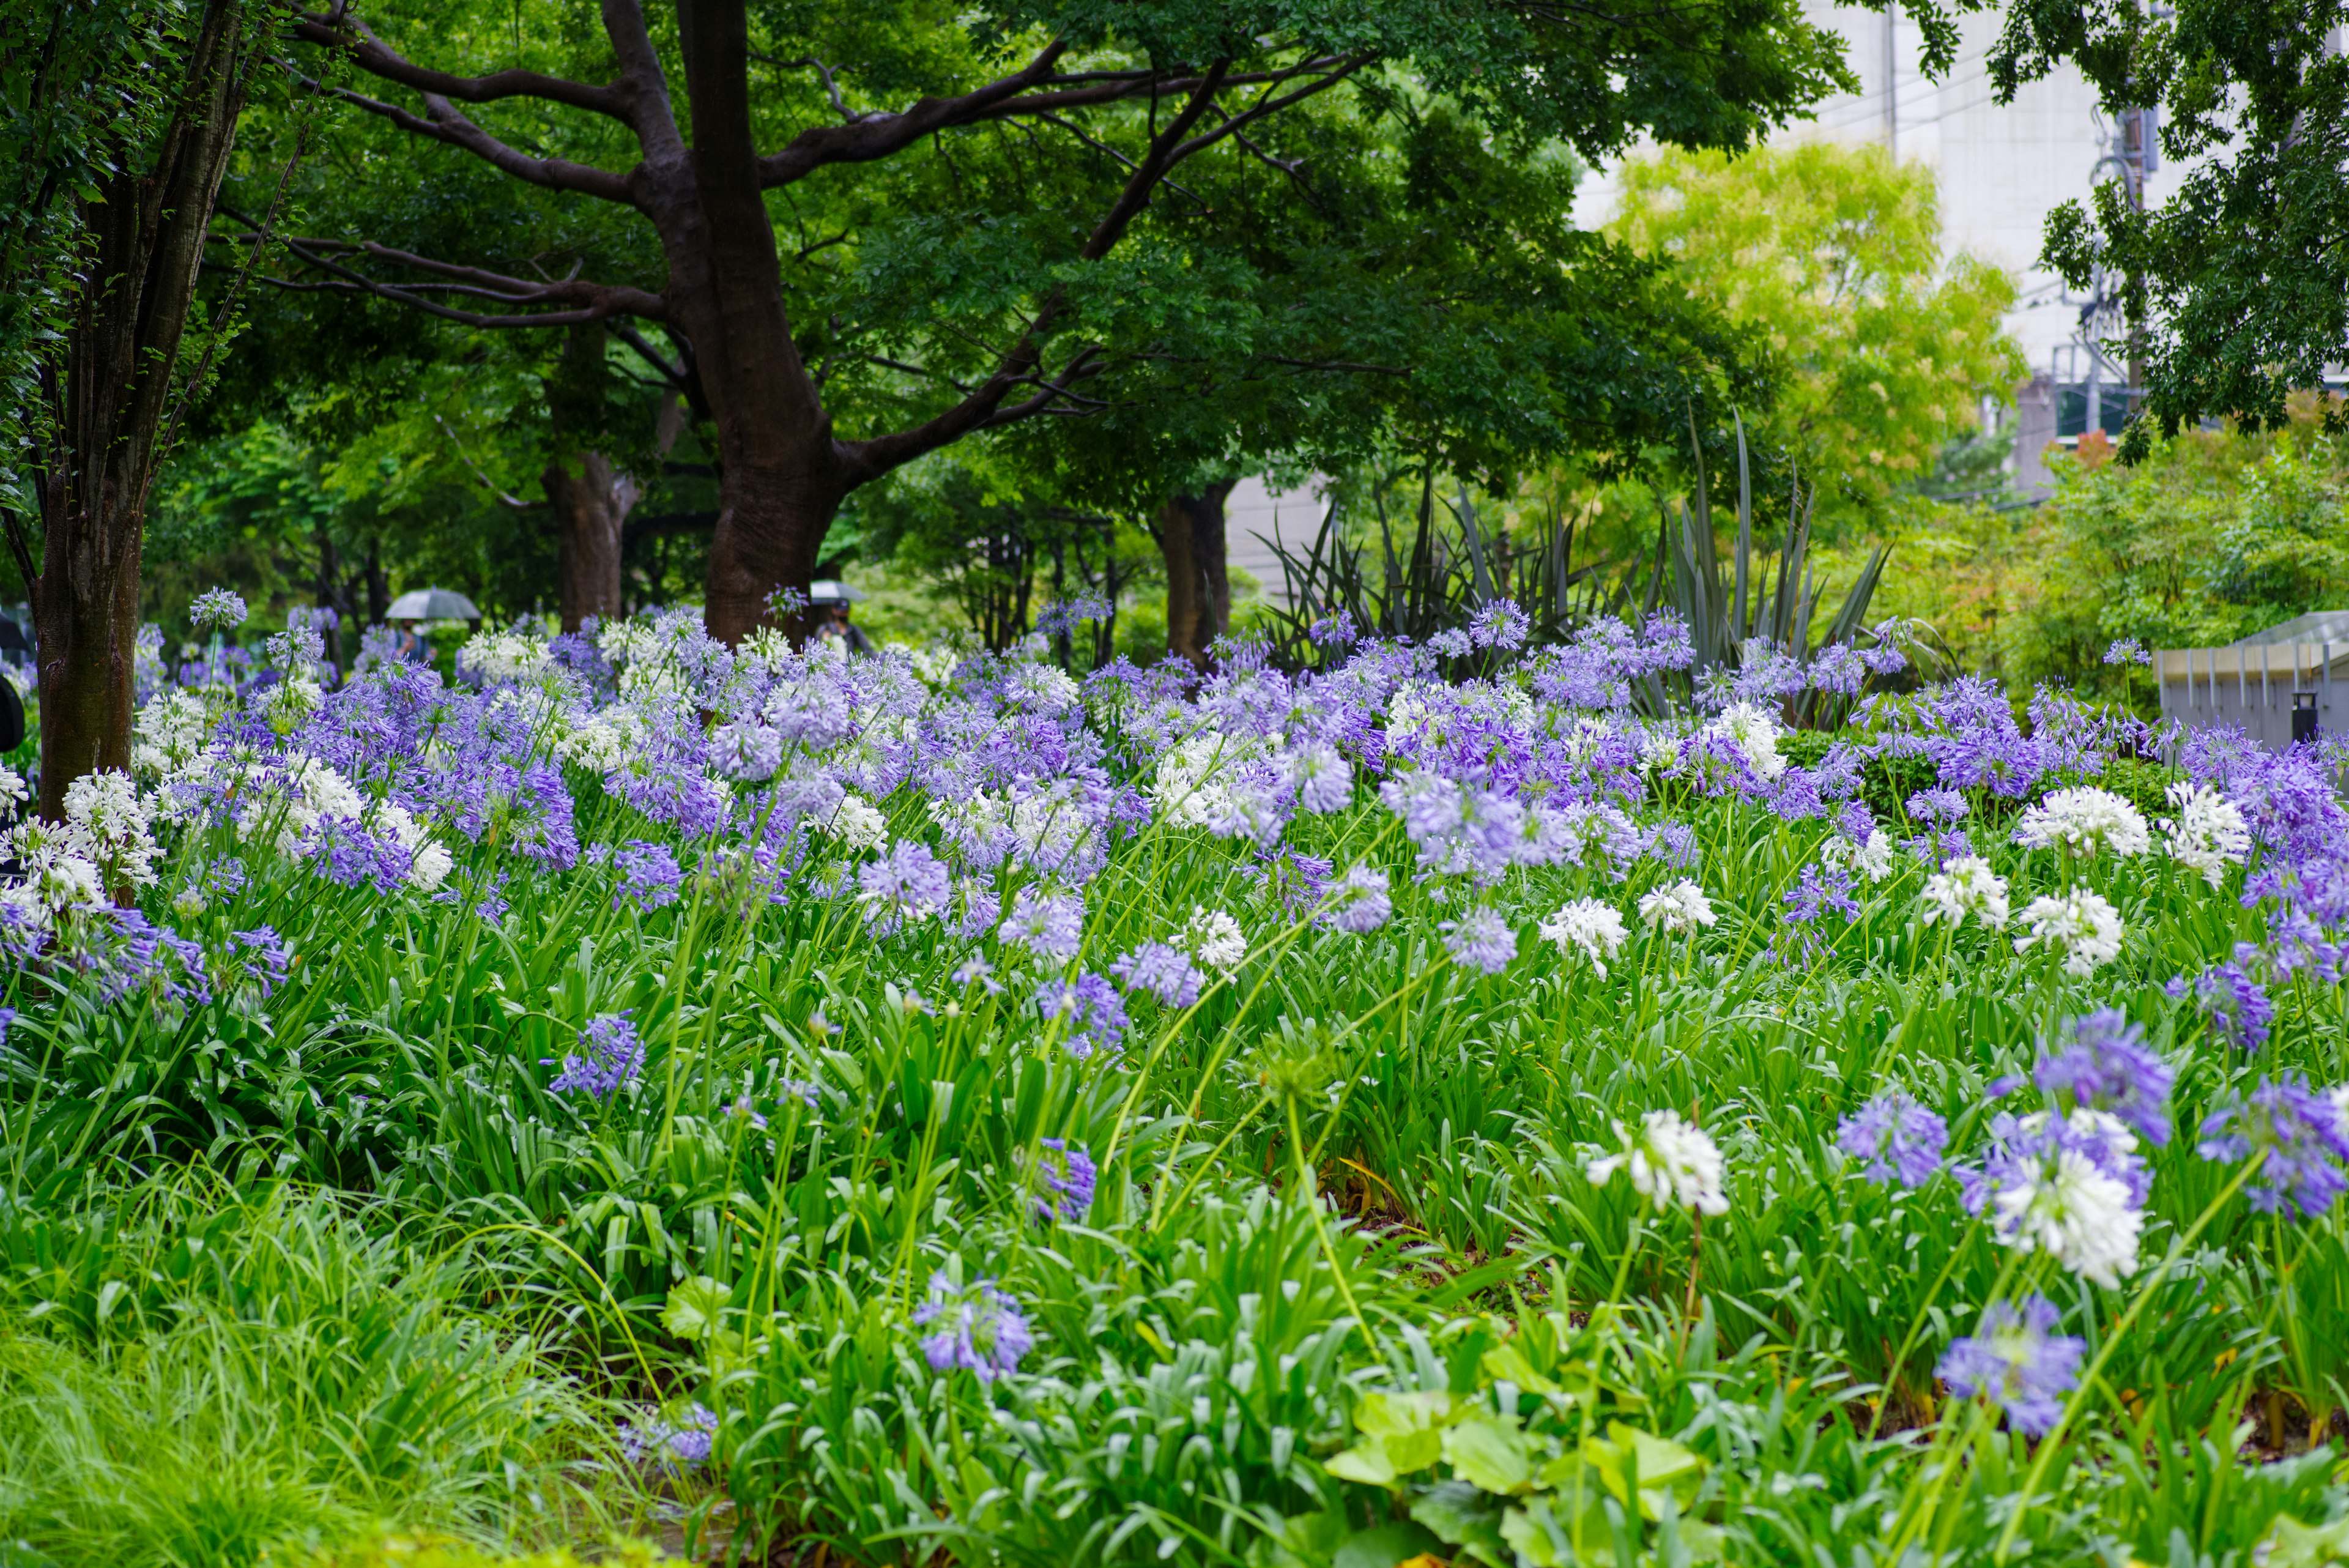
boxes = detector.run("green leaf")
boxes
[1442,1413,1536,1496]
[661,1274,731,1341]
[1332,1521,1446,1568]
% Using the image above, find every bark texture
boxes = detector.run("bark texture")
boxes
[27,0,252,816]
[1159,482,1237,670]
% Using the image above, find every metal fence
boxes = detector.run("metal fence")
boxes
[2155,641,2341,751]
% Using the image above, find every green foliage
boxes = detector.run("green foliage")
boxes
[0,1181,651,1567]
[1609,142,2025,536]
[2003,429,2349,703]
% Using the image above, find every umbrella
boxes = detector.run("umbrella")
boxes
[808,579,866,604]
[385,587,481,621]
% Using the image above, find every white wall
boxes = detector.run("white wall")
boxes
[1223,477,1329,606]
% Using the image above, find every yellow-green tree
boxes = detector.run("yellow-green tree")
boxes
[1609,142,2024,533]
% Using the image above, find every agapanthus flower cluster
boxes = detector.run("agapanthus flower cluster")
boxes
[2013,786,2151,860]
[547,1011,644,1098]
[2156,781,2252,888]
[1836,1088,1949,1187]
[2034,1009,2172,1143]
[913,1275,1036,1381]
[618,1402,718,1470]
[1036,1137,1097,1223]
[1538,898,1627,976]
[1585,1109,1729,1216]
[2014,888,2124,975]
[1939,1296,2085,1435]
[1638,879,1715,934]
[1959,1109,2146,1288]
[1920,855,2009,931]
[2197,1074,2349,1219]
[1037,973,1127,1057]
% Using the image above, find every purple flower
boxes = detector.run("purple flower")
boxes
[1320,865,1392,934]
[1037,973,1127,1058]
[1000,886,1086,964]
[2035,1009,2173,1145]
[1110,941,1204,1008]
[231,926,292,1001]
[2197,1074,2349,1219]
[858,839,951,935]
[1441,907,1518,974]
[76,910,211,1007]
[1908,787,1969,823]
[1468,600,1531,652]
[547,1011,644,1098]
[1036,1137,1097,1222]
[618,1403,717,1470]
[1937,1296,2084,1436]
[2183,955,2275,1050]
[1308,611,1359,648]
[913,1276,1035,1381]
[2102,638,2150,666]
[1837,1090,1949,1187]
[1770,864,1858,967]
[612,839,684,912]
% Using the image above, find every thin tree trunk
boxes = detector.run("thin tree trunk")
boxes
[26,0,252,817]
[1157,481,1237,669]
[545,451,635,631]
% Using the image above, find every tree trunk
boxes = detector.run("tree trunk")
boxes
[26,0,251,818]
[544,451,636,631]
[1158,482,1236,669]
[665,0,848,645]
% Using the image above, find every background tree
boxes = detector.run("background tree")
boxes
[1,0,270,813]
[275,0,1876,645]
[1608,141,2025,536]
[1996,0,2348,451]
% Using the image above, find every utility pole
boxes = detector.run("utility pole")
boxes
[1884,2,1899,159]
[2120,106,2156,414]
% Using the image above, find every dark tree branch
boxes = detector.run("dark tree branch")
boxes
[291,9,632,120]
[234,230,669,322]
[755,38,1069,187]
[276,61,639,204]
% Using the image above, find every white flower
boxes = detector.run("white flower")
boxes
[261,675,323,737]
[2013,786,2151,858]
[1920,855,2010,929]
[61,770,161,889]
[1178,906,1248,975]
[824,793,888,852]
[1585,1109,1729,1216]
[2014,888,2124,975]
[459,627,552,684]
[1149,732,1272,831]
[560,706,650,774]
[132,689,212,777]
[0,771,24,811]
[1008,661,1081,715]
[1984,1113,2144,1290]
[1822,827,1896,883]
[1638,878,1716,933]
[2156,781,2251,888]
[1707,701,1788,781]
[369,797,451,893]
[1538,897,1629,976]
[5,817,105,918]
